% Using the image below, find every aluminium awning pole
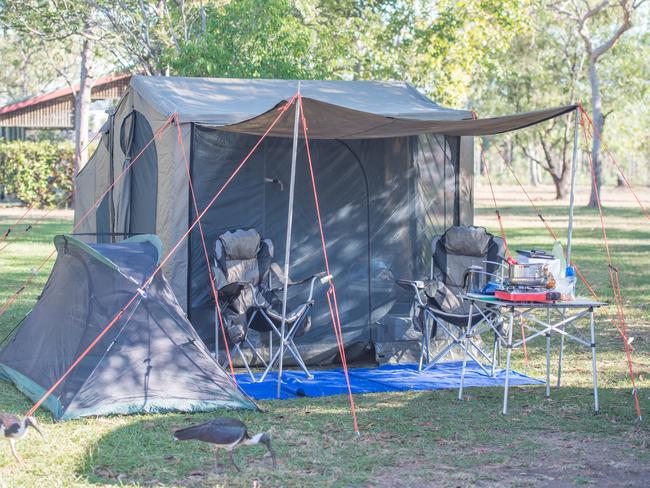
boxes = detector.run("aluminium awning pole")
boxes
[277,87,301,398]
[566,107,580,264]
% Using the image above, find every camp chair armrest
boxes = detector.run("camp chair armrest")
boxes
[395,279,431,306]
[268,272,329,301]
[216,281,249,298]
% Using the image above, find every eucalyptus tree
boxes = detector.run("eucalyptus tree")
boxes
[552,0,646,207]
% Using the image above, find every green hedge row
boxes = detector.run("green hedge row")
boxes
[0,140,75,207]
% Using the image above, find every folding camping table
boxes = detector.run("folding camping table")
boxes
[460,294,606,414]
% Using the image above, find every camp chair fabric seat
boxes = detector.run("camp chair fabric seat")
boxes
[422,307,487,329]
[213,229,321,381]
[398,225,506,373]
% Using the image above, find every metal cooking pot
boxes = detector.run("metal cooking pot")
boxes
[462,265,484,293]
[507,262,548,287]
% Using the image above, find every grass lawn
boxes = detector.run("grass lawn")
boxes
[0,185,649,487]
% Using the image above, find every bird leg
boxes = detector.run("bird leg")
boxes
[228,450,241,473]
[9,439,23,464]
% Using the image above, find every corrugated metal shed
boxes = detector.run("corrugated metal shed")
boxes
[0,73,131,129]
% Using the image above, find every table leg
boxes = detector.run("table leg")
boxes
[557,312,565,389]
[589,307,599,412]
[546,308,551,398]
[491,328,499,377]
[503,308,514,415]
[458,302,472,400]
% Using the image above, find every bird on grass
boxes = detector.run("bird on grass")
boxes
[0,413,44,463]
[173,417,276,473]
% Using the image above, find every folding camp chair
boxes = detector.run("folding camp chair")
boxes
[213,228,325,381]
[396,226,506,374]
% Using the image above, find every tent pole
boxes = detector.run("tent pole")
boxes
[277,89,301,398]
[566,107,580,264]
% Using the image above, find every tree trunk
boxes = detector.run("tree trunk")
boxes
[552,170,570,200]
[74,38,94,176]
[587,58,604,208]
[529,158,541,186]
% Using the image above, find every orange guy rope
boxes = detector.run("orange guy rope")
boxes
[300,94,360,434]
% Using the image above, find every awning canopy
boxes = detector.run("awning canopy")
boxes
[131,75,576,138]
[222,99,577,139]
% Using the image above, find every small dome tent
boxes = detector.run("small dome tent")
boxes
[73,76,575,364]
[0,235,256,420]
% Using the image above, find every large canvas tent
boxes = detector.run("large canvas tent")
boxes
[74,76,575,364]
[0,235,256,420]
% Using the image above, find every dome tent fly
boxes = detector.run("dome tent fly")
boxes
[0,234,256,420]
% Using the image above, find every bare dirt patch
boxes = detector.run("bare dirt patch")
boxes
[368,430,650,488]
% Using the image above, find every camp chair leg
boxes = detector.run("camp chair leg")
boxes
[258,310,313,382]
[425,317,433,364]
[422,340,455,370]
[458,337,469,400]
[466,337,493,363]
[286,339,313,379]
[418,319,430,372]
[590,308,599,413]
[502,309,515,415]
[234,344,256,381]
[420,315,491,376]
[244,336,268,368]
[458,302,475,399]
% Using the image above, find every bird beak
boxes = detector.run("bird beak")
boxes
[262,438,277,469]
[26,418,44,439]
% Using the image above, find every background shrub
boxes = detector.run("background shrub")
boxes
[0,140,74,207]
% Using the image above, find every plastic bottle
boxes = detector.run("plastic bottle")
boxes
[552,240,567,277]
[565,265,577,298]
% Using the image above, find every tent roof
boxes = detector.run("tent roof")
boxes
[54,235,162,283]
[131,75,576,138]
[131,75,471,125]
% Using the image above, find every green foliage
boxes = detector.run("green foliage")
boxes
[168,0,328,79]
[0,140,74,207]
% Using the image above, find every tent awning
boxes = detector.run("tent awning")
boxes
[219,99,577,139]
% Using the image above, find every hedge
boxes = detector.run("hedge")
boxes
[0,140,75,207]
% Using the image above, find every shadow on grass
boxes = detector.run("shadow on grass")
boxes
[75,384,650,487]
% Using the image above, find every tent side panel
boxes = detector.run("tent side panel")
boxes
[131,89,189,308]
[372,133,461,363]
[187,128,461,365]
[73,146,99,240]
[263,136,372,363]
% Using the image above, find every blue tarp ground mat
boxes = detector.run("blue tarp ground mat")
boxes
[235,361,544,401]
